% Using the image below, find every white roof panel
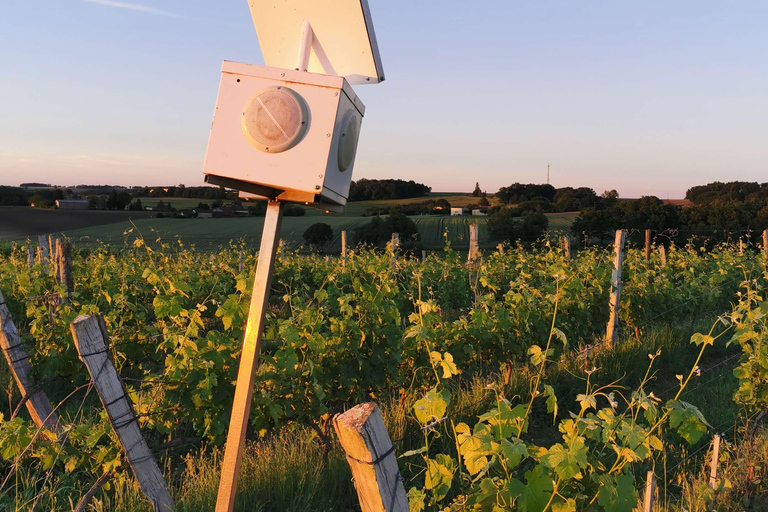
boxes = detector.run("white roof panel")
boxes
[248,0,385,85]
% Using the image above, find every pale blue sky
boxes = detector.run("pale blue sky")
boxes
[1,1,766,197]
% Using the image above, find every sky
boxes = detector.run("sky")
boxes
[1,0,766,198]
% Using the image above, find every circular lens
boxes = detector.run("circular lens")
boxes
[242,86,309,153]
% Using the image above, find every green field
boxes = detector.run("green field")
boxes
[62,212,578,251]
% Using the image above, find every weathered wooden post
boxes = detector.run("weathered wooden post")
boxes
[216,201,284,512]
[659,245,667,268]
[391,233,399,268]
[709,434,721,489]
[605,230,627,347]
[563,236,571,261]
[468,224,479,263]
[37,235,49,272]
[643,471,655,512]
[239,250,244,273]
[763,229,768,261]
[739,238,744,256]
[71,314,174,512]
[57,239,74,300]
[341,230,348,267]
[0,289,59,431]
[421,250,427,262]
[333,403,408,512]
[497,243,504,256]
[644,229,651,265]
[27,246,34,269]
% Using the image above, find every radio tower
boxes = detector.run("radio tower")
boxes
[547,163,550,185]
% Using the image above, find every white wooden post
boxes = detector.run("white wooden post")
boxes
[659,245,667,268]
[341,230,348,267]
[605,230,627,347]
[71,314,173,512]
[333,403,408,512]
[643,470,655,512]
[709,434,721,489]
[468,224,479,262]
[563,236,571,260]
[0,289,60,431]
[216,200,284,512]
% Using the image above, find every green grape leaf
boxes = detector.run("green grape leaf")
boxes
[413,388,450,425]
[667,400,710,444]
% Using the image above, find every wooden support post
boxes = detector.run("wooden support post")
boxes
[643,470,655,512]
[333,403,408,512]
[709,434,721,489]
[421,250,427,262]
[763,229,768,261]
[659,245,667,268]
[605,230,627,347]
[390,233,399,268]
[239,250,243,273]
[644,229,651,265]
[216,201,284,512]
[27,246,34,269]
[563,236,571,260]
[497,243,504,256]
[468,224,479,263]
[71,314,173,512]
[57,239,73,300]
[48,234,56,266]
[341,230,348,267]
[739,238,744,256]
[0,289,59,432]
[37,235,49,271]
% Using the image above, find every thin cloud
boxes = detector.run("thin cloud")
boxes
[81,0,178,17]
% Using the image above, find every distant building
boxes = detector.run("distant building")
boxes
[56,199,89,210]
[451,207,464,216]
[471,209,487,216]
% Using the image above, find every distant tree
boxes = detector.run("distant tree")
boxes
[284,204,306,216]
[106,190,132,210]
[0,186,29,206]
[353,207,420,249]
[602,189,619,208]
[303,223,333,251]
[28,194,54,208]
[479,193,490,207]
[128,198,143,211]
[348,179,431,201]
[472,182,481,197]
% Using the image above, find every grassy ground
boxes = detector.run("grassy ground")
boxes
[0,206,153,240]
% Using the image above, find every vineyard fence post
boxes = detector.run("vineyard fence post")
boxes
[563,236,571,260]
[70,314,174,512]
[38,235,49,272]
[341,230,347,267]
[497,243,504,256]
[216,200,284,512]
[27,246,34,270]
[421,250,427,262]
[644,229,651,265]
[239,250,244,273]
[709,434,721,489]
[659,245,667,268]
[739,238,744,256]
[57,238,74,301]
[605,229,627,347]
[643,470,655,512]
[0,289,60,431]
[333,403,408,512]
[763,229,768,261]
[391,233,399,268]
[468,224,479,263]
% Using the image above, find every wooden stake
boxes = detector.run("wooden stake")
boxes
[605,230,627,347]
[563,236,571,260]
[239,250,243,273]
[71,314,173,512]
[391,233,399,268]
[497,243,504,256]
[709,434,721,489]
[27,246,34,269]
[739,238,744,256]
[659,245,667,268]
[643,470,655,512]
[468,224,479,262]
[37,235,49,272]
[333,403,408,512]
[763,229,768,261]
[421,250,427,262]
[644,229,651,265]
[57,239,73,300]
[341,230,348,267]
[0,289,59,432]
[216,200,284,512]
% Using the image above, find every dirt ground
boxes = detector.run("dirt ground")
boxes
[0,206,154,240]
